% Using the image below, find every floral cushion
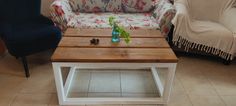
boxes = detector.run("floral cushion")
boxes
[122,0,159,13]
[152,0,176,35]
[67,13,160,29]
[68,0,123,12]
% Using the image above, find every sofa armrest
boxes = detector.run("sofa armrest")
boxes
[171,0,190,29]
[50,0,74,31]
[152,0,176,36]
[220,8,236,35]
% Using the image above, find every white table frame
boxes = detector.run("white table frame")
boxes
[52,62,177,105]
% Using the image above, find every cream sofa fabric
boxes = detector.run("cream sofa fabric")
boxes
[172,0,236,60]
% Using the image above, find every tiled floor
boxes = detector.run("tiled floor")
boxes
[0,51,236,106]
[68,69,159,98]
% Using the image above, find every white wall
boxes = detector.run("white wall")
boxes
[41,0,54,16]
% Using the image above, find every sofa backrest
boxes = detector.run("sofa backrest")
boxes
[122,0,158,13]
[68,0,157,13]
[189,0,232,22]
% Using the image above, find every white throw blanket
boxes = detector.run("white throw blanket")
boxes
[172,0,236,60]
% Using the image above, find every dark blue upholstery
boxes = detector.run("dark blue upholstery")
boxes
[0,0,61,57]
[0,0,62,77]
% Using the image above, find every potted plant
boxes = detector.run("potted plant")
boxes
[109,16,131,44]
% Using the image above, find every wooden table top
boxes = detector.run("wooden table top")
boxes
[52,28,178,63]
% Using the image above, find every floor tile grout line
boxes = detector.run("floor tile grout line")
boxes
[205,75,228,106]
[87,71,92,97]
[9,79,26,106]
[120,70,123,97]
[176,75,194,106]
[9,92,18,106]
[47,93,55,106]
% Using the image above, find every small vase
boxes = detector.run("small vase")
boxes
[111,27,120,43]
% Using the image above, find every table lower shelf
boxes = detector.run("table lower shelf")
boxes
[67,69,162,98]
[52,62,176,105]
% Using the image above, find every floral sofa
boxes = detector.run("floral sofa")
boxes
[50,0,176,36]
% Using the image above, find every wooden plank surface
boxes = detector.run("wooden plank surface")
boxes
[64,28,163,38]
[59,37,170,48]
[51,48,178,63]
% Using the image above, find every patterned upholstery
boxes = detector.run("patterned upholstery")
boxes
[122,0,158,13]
[68,0,123,12]
[153,0,176,36]
[50,0,176,36]
[67,13,160,29]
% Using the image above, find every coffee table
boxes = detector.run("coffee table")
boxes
[51,28,178,105]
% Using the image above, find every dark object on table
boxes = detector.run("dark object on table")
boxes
[90,38,100,45]
[0,0,62,77]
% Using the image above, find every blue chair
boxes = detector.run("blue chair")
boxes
[0,0,62,77]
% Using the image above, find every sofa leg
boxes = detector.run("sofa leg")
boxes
[21,57,30,78]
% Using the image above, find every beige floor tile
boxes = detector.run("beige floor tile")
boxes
[86,105,122,106]
[19,76,56,94]
[89,70,121,93]
[48,94,59,106]
[0,54,26,77]
[171,77,186,95]
[122,93,158,97]
[208,75,236,95]
[155,68,168,87]
[168,94,192,106]
[68,93,88,98]
[221,96,236,106]
[123,105,163,106]
[0,75,25,105]
[88,93,121,97]
[189,95,226,106]
[19,63,56,94]
[49,94,85,106]
[179,73,218,95]
[0,75,25,92]
[0,93,15,106]
[199,63,232,77]
[11,104,47,106]
[175,57,203,76]
[121,70,157,93]
[11,94,52,105]
[69,71,91,93]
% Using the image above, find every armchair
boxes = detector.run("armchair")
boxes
[0,0,62,77]
[171,0,236,62]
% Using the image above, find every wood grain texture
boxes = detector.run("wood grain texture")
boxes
[64,28,163,38]
[59,37,170,48]
[51,48,178,63]
[52,29,178,63]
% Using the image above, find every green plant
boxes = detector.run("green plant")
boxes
[109,16,131,44]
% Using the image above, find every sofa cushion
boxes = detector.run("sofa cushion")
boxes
[67,13,160,29]
[68,0,123,12]
[122,0,158,13]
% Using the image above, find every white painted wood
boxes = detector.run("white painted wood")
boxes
[162,64,177,104]
[151,67,164,97]
[53,63,176,69]
[64,67,76,97]
[52,62,177,105]
[52,63,66,104]
[63,98,165,105]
